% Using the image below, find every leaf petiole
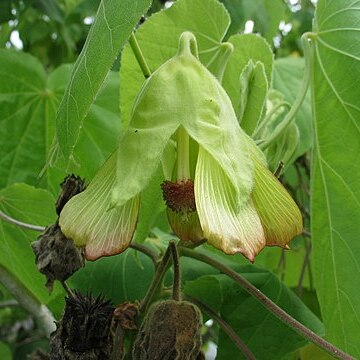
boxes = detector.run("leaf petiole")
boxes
[129,32,152,78]
[259,33,315,150]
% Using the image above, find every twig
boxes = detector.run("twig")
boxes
[187,296,256,360]
[0,210,45,232]
[274,161,284,178]
[138,244,171,313]
[169,241,181,301]
[296,239,312,297]
[179,247,354,360]
[61,281,75,298]
[0,264,55,337]
[129,242,159,267]
[0,299,19,308]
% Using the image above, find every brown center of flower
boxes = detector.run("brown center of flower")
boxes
[161,180,196,214]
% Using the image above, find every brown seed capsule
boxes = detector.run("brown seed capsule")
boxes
[27,348,50,360]
[55,174,86,215]
[32,223,85,292]
[132,300,203,360]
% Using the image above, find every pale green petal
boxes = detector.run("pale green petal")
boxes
[177,53,254,207]
[252,156,303,247]
[113,32,254,208]
[195,146,265,262]
[59,152,140,261]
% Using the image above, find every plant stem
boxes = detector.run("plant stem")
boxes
[0,264,55,337]
[187,296,256,360]
[129,242,159,267]
[0,210,45,232]
[259,34,312,150]
[179,247,354,360]
[138,244,171,313]
[0,299,18,308]
[253,101,291,139]
[169,241,181,301]
[211,42,234,83]
[274,161,284,178]
[61,280,75,298]
[129,32,151,78]
[296,238,312,297]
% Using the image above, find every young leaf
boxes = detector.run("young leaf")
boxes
[54,0,151,163]
[238,60,268,135]
[222,34,273,120]
[311,1,360,357]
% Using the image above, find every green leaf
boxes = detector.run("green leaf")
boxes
[272,57,312,157]
[222,34,273,120]
[0,50,121,193]
[120,0,231,129]
[70,248,154,304]
[244,0,285,44]
[54,0,151,162]
[311,1,360,357]
[218,0,244,38]
[0,342,11,360]
[0,0,13,24]
[183,265,324,360]
[0,50,48,189]
[220,0,285,43]
[0,184,63,305]
[183,275,223,313]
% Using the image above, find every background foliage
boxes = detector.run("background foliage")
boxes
[0,0,359,359]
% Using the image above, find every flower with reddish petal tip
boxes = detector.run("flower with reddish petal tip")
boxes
[59,152,140,261]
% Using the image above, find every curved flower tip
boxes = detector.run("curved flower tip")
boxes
[252,158,303,248]
[59,153,140,261]
[195,147,265,262]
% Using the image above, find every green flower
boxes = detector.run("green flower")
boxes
[59,152,140,261]
[59,32,302,262]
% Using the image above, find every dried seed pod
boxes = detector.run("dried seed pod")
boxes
[32,223,85,292]
[50,292,114,360]
[55,174,86,215]
[27,349,50,360]
[132,300,203,360]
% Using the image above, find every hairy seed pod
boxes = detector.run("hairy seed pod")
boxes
[50,292,114,360]
[132,300,202,360]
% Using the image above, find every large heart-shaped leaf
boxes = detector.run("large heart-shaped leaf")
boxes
[184,264,324,360]
[311,1,360,356]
